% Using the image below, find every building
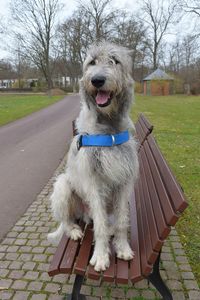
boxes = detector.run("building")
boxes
[143,68,174,96]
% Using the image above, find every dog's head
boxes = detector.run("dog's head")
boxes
[80,41,134,116]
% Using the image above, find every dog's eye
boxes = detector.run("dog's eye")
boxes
[110,56,120,65]
[89,60,96,66]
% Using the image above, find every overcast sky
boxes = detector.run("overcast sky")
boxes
[0,0,196,59]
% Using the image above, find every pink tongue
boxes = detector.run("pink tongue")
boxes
[96,91,110,105]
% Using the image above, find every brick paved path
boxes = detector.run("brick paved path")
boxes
[0,154,200,300]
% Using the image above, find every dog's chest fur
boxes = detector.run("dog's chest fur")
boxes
[66,106,138,201]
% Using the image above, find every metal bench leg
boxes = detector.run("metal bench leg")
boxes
[67,274,86,300]
[147,252,173,300]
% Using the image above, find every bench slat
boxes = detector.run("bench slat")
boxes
[135,184,152,276]
[116,259,129,284]
[137,179,158,264]
[74,225,93,276]
[59,239,79,273]
[135,120,146,146]
[140,114,153,133]
[144,141,179,226]
[140,148,171,240]
[147,135,188,213]
[103,246,116,282]
[87,254,101,280]
[48,234,69,276]
[139,155,163,252]
[129,190,143,283]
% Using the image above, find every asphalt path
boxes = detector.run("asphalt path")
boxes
[0,94,80,241]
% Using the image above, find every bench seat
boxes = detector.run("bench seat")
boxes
[48,114,188,299]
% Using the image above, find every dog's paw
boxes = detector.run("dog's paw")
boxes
[90,252,110,272]
[115,242,134,260]
[69,224,83,241]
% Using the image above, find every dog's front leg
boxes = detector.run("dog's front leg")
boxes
[88,190,110,272]
[113,182,134,260]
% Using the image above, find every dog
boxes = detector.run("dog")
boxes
[48,41,139,271]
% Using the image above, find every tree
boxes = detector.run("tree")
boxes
[180,0,200,17]
[10,0,61,94]
[78,0,119,42]
[139,0,178,70]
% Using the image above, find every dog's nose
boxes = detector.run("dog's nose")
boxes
[91,76,106,88]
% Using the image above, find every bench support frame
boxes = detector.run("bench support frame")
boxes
[67,274,86,300]
[147,251,173,300]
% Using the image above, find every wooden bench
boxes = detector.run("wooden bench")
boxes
[48,114,188,300]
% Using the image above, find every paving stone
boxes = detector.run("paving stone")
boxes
[0,279,13,289]
[134,279,148,289]
[6,246,19,252]
[12,291,30,300]
[141,289,156,299]
[0,261,11,268]
[52,274,69,283]
[27,281,43,291]
[44,282,61,293]
[111,288,126,298]
[6,232,19,238]
[188,290,200,299]
[0,269,10,277]
[25,226,37,232]
[19,246,32,253]
[15,239,27,246]
[9,261,24,270]
[62,284,73,294]
[178,264,192,272]
[166,279,183,290]
[2,238,15,245]
[27,240,40,247]
[161,252,174,261]
[33,254,47,262]
[9,270,25,279]
[18,253,33,262]
[5,253,19,260]
[37,227,49,233]
[24,271,40,280]
[12,226,24,232]
[32,247,45,253]
[181,272,195,280]
[28,233,40,239]
[126,289,140,298]
[22,262,36,271]
[0,291,14,300]
[173,248,186,255]
[0,245,8,252]
[39,272,52,282]
[11,280,28,289]
[176,255,189,264]
[37,263,50,272]
[17,233,29,239]
[172,291,186,300]
[184,279,199,290]
[30,295,47,300]
[0,252,5,259]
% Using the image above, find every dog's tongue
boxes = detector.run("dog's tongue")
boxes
[96,91,110,105]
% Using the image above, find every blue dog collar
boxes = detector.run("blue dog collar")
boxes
[77,130,129,150]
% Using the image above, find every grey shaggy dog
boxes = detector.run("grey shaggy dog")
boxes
[48,42,139,271]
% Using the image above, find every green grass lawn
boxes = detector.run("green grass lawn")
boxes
[131,94,200,287]
[0,94,65,126]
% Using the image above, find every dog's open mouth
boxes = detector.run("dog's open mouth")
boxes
[95,90,113,107]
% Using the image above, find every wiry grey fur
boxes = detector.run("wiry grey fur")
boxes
[48,42,139,271]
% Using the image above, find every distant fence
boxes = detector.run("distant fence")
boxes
[0,88,33,93]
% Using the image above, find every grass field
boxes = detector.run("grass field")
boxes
[0,94,64,126]
[131,94,200,287]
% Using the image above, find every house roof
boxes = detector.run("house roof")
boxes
[143,68,174,81]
